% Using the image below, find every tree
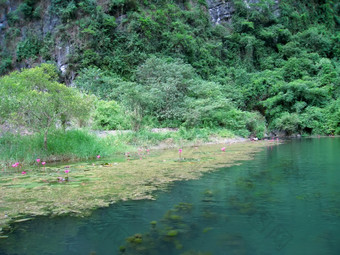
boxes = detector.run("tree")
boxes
[0,64,93,149]
[135,56,196,122]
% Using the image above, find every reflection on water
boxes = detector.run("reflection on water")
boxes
[0,138,340,255]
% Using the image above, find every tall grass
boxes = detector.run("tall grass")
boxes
[0,129,129,165]
[0,127,236,167]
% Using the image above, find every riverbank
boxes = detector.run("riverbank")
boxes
[0,127,242,166]
[0,138,279,237]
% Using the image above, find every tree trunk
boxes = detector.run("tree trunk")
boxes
[44,130,48,151]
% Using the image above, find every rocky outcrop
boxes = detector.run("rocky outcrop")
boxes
[244,0,280,16]
[207,0,235,24]
[0,0,77,83]
[206,0,280,25]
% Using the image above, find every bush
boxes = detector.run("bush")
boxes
[92,100,131,130]
[0,55,12,75]
[245,111,266,139]
[16,37,43,61]
[324,99,340,135]
[272,112,302,135]
[217,109,250,137]
[300,107,327,134]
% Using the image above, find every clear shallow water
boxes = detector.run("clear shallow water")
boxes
[0,138,339,255]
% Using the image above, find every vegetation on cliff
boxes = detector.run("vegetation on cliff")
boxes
[0,0,339,140]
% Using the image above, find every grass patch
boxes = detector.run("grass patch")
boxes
[0,129,131,167]
[0,128,236,168]
[113,127,236,147]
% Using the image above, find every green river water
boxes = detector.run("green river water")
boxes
[0,137,339,255]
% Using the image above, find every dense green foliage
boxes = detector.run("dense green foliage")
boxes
[1,0,339,136]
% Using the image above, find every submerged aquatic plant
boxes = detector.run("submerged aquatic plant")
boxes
[120,201,196,253]
[167,230,178,237]
[126,233,143,244]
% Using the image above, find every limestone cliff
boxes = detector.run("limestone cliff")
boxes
[0,0,280,83]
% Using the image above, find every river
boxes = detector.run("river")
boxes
[0,138,339,255]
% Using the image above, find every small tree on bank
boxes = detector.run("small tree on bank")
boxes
[0,64,93,149]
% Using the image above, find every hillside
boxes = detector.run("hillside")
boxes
[0,0,339,136]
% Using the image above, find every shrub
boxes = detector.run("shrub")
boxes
[272,112,302,135]
[217,109,250,137]
[92,100,131,130]
[300,107,326,134]
[245,112,267,139]
[324,99,340,135]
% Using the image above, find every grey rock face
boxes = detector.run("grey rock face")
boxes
[207,0,235,24]
[244,0,280,16]
[0,0,69,78]
[206,0,280,25]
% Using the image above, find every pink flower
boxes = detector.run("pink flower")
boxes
[64,169,70,174]
[146,149,150,152]
[21,171,26,175]
[221,147,226,152]
[179,149,182,153]
[12,162,19,167]
[41,162,46,165]
[36,158,41,163]
[97,155,101,159]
